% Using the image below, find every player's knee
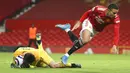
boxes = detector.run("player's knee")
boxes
[49,62,58,68]
[82,39,89,44]
[50,65,56,68]
[81,29,92,44]
[50,64,59,68]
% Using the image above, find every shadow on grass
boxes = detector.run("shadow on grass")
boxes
[11,67,100,73]
[67,69,100,73]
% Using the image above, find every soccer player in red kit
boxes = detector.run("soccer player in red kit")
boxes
[56,4,120,64]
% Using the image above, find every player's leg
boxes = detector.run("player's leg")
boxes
[39,46,55,67]
[35,33,81,68]
[35,32,57,68]
[35,60,49,68]
[49,61,81,68]
[68,29,91,54]
[56,24,83,64]
[68,31,79,43]
[56,19,93,64]
[34,39,38,48]
[61,29,91,64]
[39,48,81,68]
[28,39,32,47]
[55,24,78,43]
[59,62,81,68]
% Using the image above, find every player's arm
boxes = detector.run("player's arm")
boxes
[72,6,102,31]
[111,15,120,54]
[113,15,120,46]
[113,23,120,46]
[79,10,91,23]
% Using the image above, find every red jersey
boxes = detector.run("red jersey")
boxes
[79,5,120,45]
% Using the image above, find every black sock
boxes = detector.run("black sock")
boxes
[71,63,81,68]
[68,31,78,43]
[68,39,84,55]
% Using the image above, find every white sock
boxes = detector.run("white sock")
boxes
[65,53,69,57]
[65,29,70,32]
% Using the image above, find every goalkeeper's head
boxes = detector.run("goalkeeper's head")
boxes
[11,53,35,68]
[23,53,35,65]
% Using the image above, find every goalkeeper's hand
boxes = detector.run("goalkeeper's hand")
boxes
[10,63,20,68]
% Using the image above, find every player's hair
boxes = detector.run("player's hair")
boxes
[23,53,35,64]
[108,4,119,10]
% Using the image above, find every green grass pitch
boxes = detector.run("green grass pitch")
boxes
[0,52,130,73]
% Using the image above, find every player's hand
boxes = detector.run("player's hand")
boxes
[72,21,81,31]
[95,16,104,24]
[111,45,119,54]
[10,63,17,68]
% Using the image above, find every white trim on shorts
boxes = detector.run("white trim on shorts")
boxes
[79,18,94,40]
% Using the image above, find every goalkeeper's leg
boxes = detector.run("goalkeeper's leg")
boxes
[50,61,81,68]
[55,24,78,43]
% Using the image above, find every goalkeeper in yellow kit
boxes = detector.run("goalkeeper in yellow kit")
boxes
[10,33,81,68]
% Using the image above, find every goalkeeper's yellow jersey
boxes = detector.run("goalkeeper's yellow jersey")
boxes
[14,47,40,66]
[13,45,54,67]
[13,34,54,67]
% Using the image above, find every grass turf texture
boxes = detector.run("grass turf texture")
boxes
[0,52,130,73]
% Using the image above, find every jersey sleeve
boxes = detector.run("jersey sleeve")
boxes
[79,10,91,22]
[113,15,120,45]
[79,6,97,22]
[79,6,106,23]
